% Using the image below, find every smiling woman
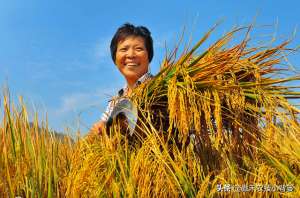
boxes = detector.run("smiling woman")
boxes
[90,23,154,135]
[115,36,150,88]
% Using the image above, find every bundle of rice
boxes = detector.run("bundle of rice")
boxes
[130,25,300,164]
[68,25,300,197]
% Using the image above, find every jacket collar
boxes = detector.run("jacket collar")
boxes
[118,72,153,97]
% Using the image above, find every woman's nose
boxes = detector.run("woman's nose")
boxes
[126,48,136,57]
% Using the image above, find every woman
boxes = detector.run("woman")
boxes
[91,23,154,134]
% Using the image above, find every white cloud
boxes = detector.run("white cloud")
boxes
[53,87,116,116]
[44,86,121,134]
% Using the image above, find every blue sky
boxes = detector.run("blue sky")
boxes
[1,0,299,135]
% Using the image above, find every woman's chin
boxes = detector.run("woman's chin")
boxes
[123,70,140,77]
[124,73,146,83]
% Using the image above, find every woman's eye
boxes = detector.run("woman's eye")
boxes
[119,48,127,52]
[136,47,144,51]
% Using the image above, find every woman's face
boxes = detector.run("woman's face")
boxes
[115,36,149,85]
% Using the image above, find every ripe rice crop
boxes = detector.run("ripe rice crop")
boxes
[1,25,300,197]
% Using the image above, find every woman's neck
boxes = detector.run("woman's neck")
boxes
[126,80,137,90]
[125,71,149,91]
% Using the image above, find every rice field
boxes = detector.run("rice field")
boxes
[1,25,300,197]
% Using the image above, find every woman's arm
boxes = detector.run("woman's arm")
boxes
[90,99,115,135]
[90,120,106,135]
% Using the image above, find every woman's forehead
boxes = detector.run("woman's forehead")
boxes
[117,36,145,46]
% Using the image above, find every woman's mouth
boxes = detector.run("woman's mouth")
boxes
[125,63,139,67]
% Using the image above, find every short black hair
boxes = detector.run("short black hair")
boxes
[110,23,154,63]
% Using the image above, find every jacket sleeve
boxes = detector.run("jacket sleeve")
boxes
[100,99,115,122]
